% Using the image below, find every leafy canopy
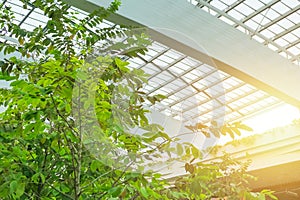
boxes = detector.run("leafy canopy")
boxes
[0,0,277,199]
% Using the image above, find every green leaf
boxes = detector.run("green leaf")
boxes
[108,186,123,197]
[0,182,9,197]
[185,163,189,172]
[40,173,45,184]
[201,130,210,137]
[51,139,59,152]
[232,127,241,136]
[10,80,26,87]
[90,160,100,172]
[191,145,200,159]
[152,94,166,101]
[140,187,149,198]
[191,180,200,194]
[184,163,194,174]
[15,183,25,197]
[60,184,70,193]
[176,143,183,156]
[210,127,220,138]
[220,126,228,136]
[227,127,235,139]
[261,190,278,200]
[196,122,207,129]
[9,180,18,194]
[115,57,129,72]
[32,173,40,184]
[238,123,253,131]
[0,71,17,81]
[158,131,171,141]
[142,132,157,138]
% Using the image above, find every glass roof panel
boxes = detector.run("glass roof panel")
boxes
[0,0,297,129]
[245,0,265,10]
[189,0,300,66]
[235,3,255,16]
[272,2,290,14]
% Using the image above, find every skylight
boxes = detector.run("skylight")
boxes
[1,0,299,136]
[189,0,300,66]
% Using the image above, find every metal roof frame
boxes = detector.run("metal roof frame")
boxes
[1,0,299,127]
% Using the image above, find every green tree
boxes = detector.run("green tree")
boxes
[0,0,277,199]
[174,154,277,200]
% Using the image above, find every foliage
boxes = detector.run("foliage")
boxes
[174,154,277,200]
[185,121,253,139]
[0,0,277,199]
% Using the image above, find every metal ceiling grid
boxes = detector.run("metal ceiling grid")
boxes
[128,41,283,125]
[0,0,287,126]
[189,0,300,66]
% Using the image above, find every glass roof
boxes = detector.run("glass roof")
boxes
[188,0,300,66]
[127,41,283,125]
[0,0,296,128]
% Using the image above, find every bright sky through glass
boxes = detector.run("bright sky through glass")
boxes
[218,104,300,145]
[244,104,300,133]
